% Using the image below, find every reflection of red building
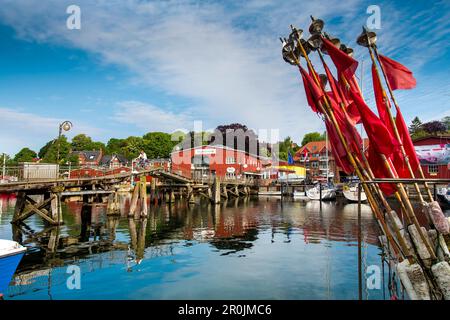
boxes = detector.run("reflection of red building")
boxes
[171,145,265,180]
[413,135,449,179]
[69,167,131,178]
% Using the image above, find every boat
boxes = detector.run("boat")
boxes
[258,190,282,196]
[343,183,367,202]
[293,190,310,201]
[436,185,450,209]
[0,240,27,295]
[306,184,336,201]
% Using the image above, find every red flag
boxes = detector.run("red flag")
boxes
[367,146,397,195]
[346,102,361,125]
[321,37,358,78]
[395,106,420,174]
[299,66,323,113]
[378,54,416,90]
[323,63,343,106]
[372,64,419,177]
[372,64,395,134]
[326,94,364,166]
[349,89,400,157]
[325,119,353,174]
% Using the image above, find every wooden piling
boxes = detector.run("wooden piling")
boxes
[212,177,221,204]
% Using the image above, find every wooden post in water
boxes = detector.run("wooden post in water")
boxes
[358,183,363,300]
[139,175,147,217]
[222,185,228,199]
[129,182,140,217]
[319,184,322,210]
[107,192,120,215]
[212,177,221,204]
[187,185,195,204]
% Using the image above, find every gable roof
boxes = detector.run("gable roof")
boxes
[294,138,370,160]
[100,154,128,166]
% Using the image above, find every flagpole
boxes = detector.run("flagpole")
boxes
[313,36,406,224]
[338,72,412,225]
[289,28,407,261]
[371,46,434,202]
[361,32,436,261]
[315,48,414,257]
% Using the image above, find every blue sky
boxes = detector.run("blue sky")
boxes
[0,0,449,155]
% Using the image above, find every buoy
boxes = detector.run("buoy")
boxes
[408,224,432,266]
[397,260,418,300]
[423,201,449,235]
[431,261,450,300]
[396,260,431,300]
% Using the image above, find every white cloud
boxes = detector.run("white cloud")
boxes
[0,107,102,155]
[112,100,192,133]
[0,0,447,153]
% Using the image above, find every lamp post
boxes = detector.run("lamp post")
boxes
[56,121,73,164]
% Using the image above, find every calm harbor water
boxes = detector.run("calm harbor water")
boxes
[0,194,391,300]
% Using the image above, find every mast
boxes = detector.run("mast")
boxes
[325,129,329,182]
[360,60,365,153]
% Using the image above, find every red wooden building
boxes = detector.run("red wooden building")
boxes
[171,145,265,180]
[413,135,449,179]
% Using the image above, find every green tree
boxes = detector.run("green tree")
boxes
[71,134,106,152]
[106,138,127,155]
[13,148,37,163]
[442,116,450,131]
[71,134,93,151]
[272,137,300,161]
[301,132,325,146]
[2,153,17,166]
[142,132,178,159]
[90,141,106,152]
[122,136,144,160]
[39,139,56,159]
[408,116,423,136]
[40,135,72,164]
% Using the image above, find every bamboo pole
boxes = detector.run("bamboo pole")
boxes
[338,73,412,225]
[359,32,436,261]
[371,46,434,201]
[367,45,428,203]
[289,30,405,260]
[315,50,414,260]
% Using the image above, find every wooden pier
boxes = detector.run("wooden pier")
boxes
[0,168,257,226]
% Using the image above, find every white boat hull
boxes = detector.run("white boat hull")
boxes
[306,187,336,201]
[343,186,367,202]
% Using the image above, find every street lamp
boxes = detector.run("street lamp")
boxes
[56,121,73,163]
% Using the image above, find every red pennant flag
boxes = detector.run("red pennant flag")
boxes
[325,119,353,174]
[323,63,343,106]
[395,106,420,174]
[350,89,400,157]
[367,146,397,195]
[378,54,416,90]
[327,94,364,165]
[372,64,396,134]
[346,102,361,125]
[321,37,358,78]
[299,66,324,113]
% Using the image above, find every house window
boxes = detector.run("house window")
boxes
[226,157,236,164]
[226,172,235,179]
[428,165,439,174]
[311,162,318,168]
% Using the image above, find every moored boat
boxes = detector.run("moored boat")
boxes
[306,184,336,201]
[0,240,26,295]
[343,183,367,202]
[436,185,450,209]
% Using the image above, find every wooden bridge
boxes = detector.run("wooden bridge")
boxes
[0,168,257,226]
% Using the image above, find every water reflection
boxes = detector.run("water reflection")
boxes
[0,194,387,300]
